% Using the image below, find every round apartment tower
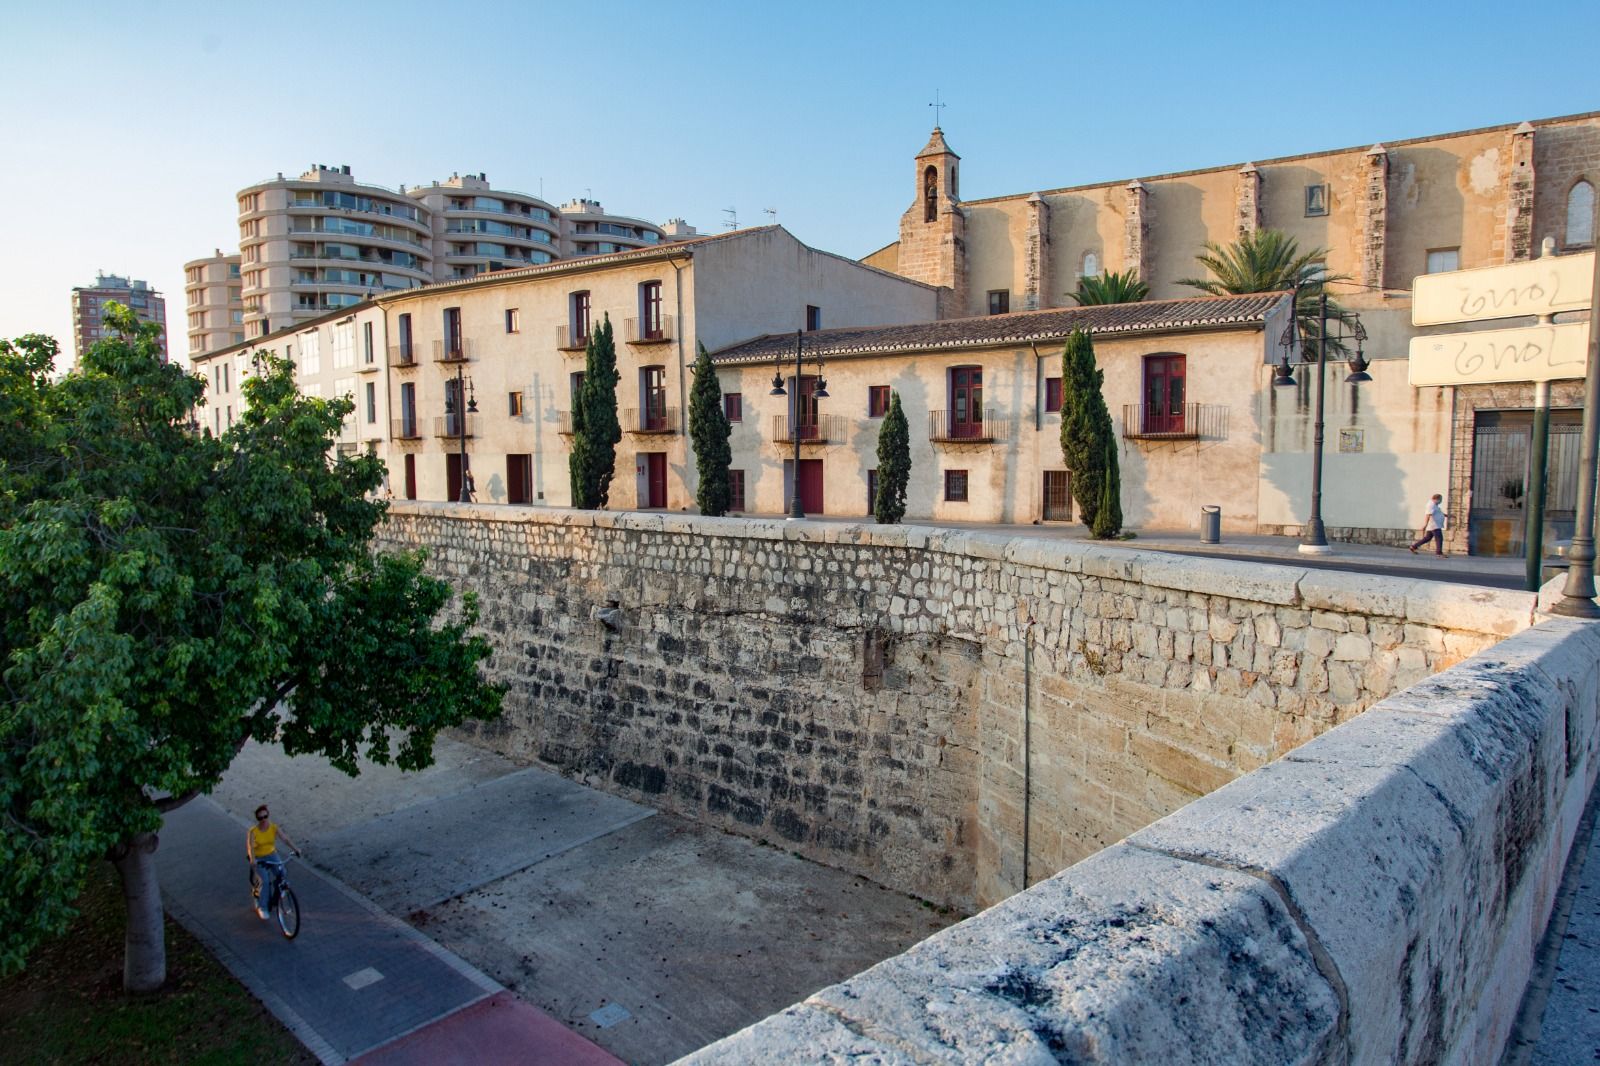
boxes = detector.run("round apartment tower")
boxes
[407,174,562,279]
[236,164,434,337]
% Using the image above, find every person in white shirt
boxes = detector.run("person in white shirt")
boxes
[1409,493,1449,556]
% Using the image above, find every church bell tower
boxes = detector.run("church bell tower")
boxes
[897,127,967,318]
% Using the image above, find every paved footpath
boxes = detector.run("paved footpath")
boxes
[161,797,620,1065]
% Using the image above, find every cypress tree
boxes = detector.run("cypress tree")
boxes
[874,391,910,524]
[1059,329,1122,538]
[688,342,732,516]
[569,314,621,509]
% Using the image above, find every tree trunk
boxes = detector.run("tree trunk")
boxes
[112,831,166,993]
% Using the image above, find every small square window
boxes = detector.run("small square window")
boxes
[505,308,519,333]
[724,393,742,422]
[944,469,969,503]
[868,385,890,418]
[1425,248,1460,274]
[1044,377,1062,413]
[987,290,1010,315]
[508,391,524,417]
[728,470,746,512]
[1304,184,1329,217]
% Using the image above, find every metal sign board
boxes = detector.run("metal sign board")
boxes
[1412,251,1593,326]
[1408,321,1590,386]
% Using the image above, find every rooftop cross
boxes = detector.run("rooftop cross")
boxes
[928,91,946,129]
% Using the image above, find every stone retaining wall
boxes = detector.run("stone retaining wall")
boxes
[378,503,1533,912]
[683,617,1600,1065]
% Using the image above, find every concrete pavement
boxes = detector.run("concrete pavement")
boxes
[189,737,956,1064]
[160,797,617,1064]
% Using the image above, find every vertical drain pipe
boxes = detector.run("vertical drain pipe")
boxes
[1022,617,1034,891]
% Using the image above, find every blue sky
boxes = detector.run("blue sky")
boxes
[2,0,1596,363]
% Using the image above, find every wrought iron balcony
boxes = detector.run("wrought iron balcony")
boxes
[557,411,575,436]
[928,411,1012,444]
[433,414,479,439]
[624,315,673,344]
[622,406,679,434]
[388,344,418,369]
[1120,403,1228,441]
[769,414,848,445]
[556,325,590,352]
[390,417,422,441]
[432,337,473,364]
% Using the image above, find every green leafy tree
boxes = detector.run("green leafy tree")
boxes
[1177,228,1354,359]
[1067,269,1149,306]
[0,306,503,991]
[1059,330,1122,538]
[874,392,910,524]
[688,343,732,516]
[569,314,622,509]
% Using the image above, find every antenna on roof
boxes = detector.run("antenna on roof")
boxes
[763,207,777,224]
[723,207,738,231]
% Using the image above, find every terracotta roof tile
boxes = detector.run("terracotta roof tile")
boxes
[711,292,1288,364]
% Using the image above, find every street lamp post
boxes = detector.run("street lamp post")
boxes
[447,362,477,503]
[1274,289,1368,555]
[769,329,828,519]
[1551,200,1600,617]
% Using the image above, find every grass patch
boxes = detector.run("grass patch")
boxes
[0,860,311,1065]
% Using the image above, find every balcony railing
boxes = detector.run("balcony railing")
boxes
[769,414,849,445]
[623,406,679,434]
[391,417,422,441]
[557,411,575,436]
[432,337,474,363]
[928,411,1012,443]
[433,414,479,439]
[556,325,590,352]
[1120,403,1228,441]
[388,344,418,369]
[624,315,673,344]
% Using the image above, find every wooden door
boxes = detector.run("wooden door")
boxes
[507,454,530,505]
[446,453,464,502]
[642,366,667,431]
[798,459,823,514]
[790,375,820,439]
[950,366,983,438]
[645,452,667,508]
[403,453,416,500]
[1143,354,1186,434]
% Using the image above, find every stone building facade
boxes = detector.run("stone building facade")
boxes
[868,113,1600,554]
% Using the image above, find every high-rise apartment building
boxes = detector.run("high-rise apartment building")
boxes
[183,250,244,357]
[220,164,688,342]
[70,273,167,363]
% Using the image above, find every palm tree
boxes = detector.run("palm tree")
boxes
[1067,269,1149,306]
[1178,229,1354,359]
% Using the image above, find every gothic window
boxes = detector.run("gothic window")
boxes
[1568,180,1595,247]
[924,166,938,223]
[1081,251,1099,278]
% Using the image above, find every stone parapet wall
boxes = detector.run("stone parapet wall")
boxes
[378,503,1534,914]
[684,617,1600,1065]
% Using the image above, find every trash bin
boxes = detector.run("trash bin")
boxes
[1201,505,1221,545]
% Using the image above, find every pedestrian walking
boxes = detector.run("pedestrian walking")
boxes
[463,468,476,502]
[1409,493,1449,555]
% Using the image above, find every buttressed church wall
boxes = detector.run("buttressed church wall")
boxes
[378,504,1531,911]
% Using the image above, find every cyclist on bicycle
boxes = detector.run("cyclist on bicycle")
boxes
[247,804,301,921]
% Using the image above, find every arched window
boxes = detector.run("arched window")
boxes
[924,166,938,223]
[1081,251,1099,278]
[1568,180,1595,247]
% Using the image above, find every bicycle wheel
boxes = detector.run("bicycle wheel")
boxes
[275,885,300,939]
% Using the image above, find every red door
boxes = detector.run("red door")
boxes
[404,454,416,500]
[791,459,823,514]
[646,452,667,508]
[642,366,667,431]
[950,366,983,438]
[1144,354,1186,434]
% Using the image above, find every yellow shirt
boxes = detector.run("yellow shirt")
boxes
[249,822,278,859]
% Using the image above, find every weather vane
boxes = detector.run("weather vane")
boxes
[929,90,947,128]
